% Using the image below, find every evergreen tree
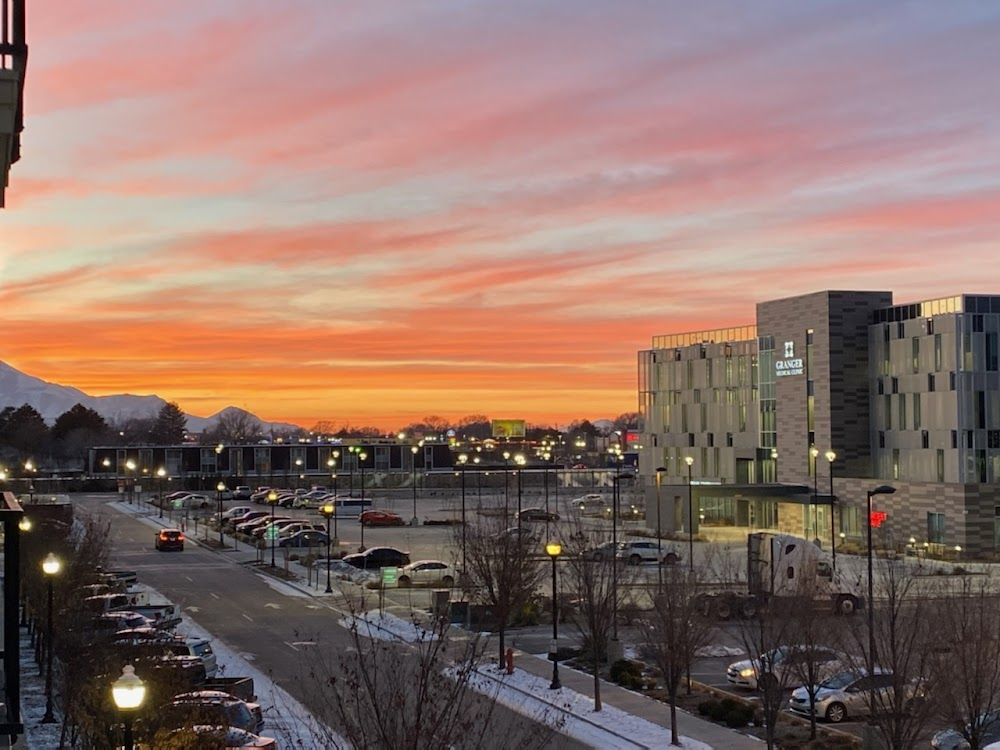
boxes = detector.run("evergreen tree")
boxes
[150,402,188,444]
[51,404,108,442]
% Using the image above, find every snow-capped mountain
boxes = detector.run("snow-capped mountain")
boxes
[0,361,295,433]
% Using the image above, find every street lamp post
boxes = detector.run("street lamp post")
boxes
[685,456,695,573]
[295,458,303,488]
[655,466,667,593]
[515,454,525,528]
[546,540,562,690]
[458,454,468,574]
[18,516,30,627]
[321,503,335,593]
[810,447,819,540]
[267,490,278,567]
[771,448,779,482]
[473,456,482,508]
[410,445,420,526]
[216,482,226,547]
[867,485,896,672]
[125,459,136,504]
[825,451,837,571]
[358,451,368,552]
[348,446,356,497]
[112,665,146,750]
[156,468,166,519]
[41,552,61,723]
[502,451,511,522]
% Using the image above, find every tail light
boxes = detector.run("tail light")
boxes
[177,534,185,542]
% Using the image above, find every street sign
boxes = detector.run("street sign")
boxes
[172,499,184,508]
[382,566,397,587]
[266,526,280,540]
[869,511,887,528]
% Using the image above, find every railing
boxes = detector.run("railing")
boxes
[1,0,27,164]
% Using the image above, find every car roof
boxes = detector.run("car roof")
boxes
[405,560,449,568]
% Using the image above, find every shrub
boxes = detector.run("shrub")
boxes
[696,697,754,726]
[610,659,643,689]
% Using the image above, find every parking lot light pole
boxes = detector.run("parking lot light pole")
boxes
[655,466,667,593]
[685,456,695,573]
[458,454,468,573]
[502,451,511,522]
[216,482,226,547]
[546,541,562,690]
[359,451,368,552]
[825,451,837,571]
[41,553,61,723]
[321,503,335,592]
[411,445,420,526]
[267,490,278,567]
[125,459,136,504]
[867,485,896,672]
[515,454,526,528]
[156,468,166,519]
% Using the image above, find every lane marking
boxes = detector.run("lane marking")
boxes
[284,641,300,651]
[242,614,253,621]
[210,592,220,599]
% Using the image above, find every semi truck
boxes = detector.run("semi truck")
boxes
[696,532,864,620]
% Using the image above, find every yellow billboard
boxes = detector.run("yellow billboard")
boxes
[491,419,526,439]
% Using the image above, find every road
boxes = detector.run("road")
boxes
[77,494,587,750]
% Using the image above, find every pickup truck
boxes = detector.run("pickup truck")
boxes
[201,676,256,703]
[83,593,182,629]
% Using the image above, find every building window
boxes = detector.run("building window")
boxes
[950,371,957,390]
[952,430,958,449]
[937,449,945,482]
[927,317,934,335]
[977,449,988,483]
[928,373,935,392]
[973,314,985,333]
[927,512,945,544]
[879,431,886,448]
[892,449,900,480]
[891,377,899,394]
[694,389,701,404]
[913,394,921,430]
[897,321,905,339]
[977,391,987,429]
[899,397,907,431]
[885,395,892,429]
[988,332,999,372]
[912,337,920,373]
[989,430,1000,449]
[726,432,734,447]
[877,378,884,395]
[967,431,975,449]
[935,334,943,371]
[707,433,715,447]
[921,430,929,449]
[688,433,695,447]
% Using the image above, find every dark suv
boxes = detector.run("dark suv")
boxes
[155,529,184,551]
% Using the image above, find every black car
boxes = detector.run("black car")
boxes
[342,546,411,570]
[279,530,329,548]
[518,507,560,522]
[155,529,184,551]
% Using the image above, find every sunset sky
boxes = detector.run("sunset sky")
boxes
[2,1,999,431]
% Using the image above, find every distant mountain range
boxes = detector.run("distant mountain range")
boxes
[0,360,297,434]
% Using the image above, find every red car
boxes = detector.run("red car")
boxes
[359,510,406,527]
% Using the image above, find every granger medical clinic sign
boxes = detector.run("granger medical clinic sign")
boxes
[775,340,804,377]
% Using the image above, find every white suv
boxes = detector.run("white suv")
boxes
[616,540,680,566]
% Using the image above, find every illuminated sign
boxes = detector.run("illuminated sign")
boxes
[775,340,804,377]
[492,419,526,438]
[869,511,888,528]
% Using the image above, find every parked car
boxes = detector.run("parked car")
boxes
[496,526,538,545]
[155,529,185,552]
[360,510,406,527]
[518,507,560,523]
[232,486,254,501]
[569,493,606,512]
[277,522,325,537]
[788,668,922,723]
[616,540,680,566]
[278,530,329,548]
[397,560,457,588]
[227,510,269,529]
[175,493,211,508]
[84,611,155,640]
[728,645,845,692]
[342,547,410,570]
[932,711,1000,750]
[583,541,618,561]
[165,725,277,749]
[250,517,294,539]
[112,629,218,679]
[160,692,260,733]
[221,506,253,522]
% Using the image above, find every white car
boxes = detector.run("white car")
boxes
[569,494,606,512]
[173,493,210,508]
[397,560,457,588]
[727,645,845,691]
[616,540,680,566]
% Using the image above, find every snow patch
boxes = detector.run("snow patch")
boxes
[338,609,439,643]
[696,645,745,658]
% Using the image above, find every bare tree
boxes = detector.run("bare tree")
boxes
[928,575,1000,750]
[562,525,635,711]
[301,597,556,749]
[460,517,545,666]
[208,407,263,444]
[638,565,715,745]
[840,547,940,750]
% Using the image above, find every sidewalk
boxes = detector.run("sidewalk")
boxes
[115,500,759,749]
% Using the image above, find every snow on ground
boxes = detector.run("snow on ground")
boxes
[464,664,713,750]
[337,608,439,643]
[695,645,744,658]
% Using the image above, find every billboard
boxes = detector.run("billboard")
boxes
[491,419,526,439]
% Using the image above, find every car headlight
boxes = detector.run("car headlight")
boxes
[739,668,756,678]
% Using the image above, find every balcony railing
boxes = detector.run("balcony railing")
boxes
[1,0,27,166]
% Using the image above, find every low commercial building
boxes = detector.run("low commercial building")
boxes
[0,0,26,207]
[639,290,1000,557]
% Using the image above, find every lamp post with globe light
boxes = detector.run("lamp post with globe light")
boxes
[410,445,420,526]
[826,451,837,571]
[321,502,335,592]
[112,665,146,750]
[514,454,526,527]
[124,459,136,504]
[358,451,368,552]
[18,516,30,626]
[216,481,226,546]
[156,468,166,519]
[267,490,278,567]
[546,540,562,690]
[41,553,61,723]
[685,456,695,572]
[458,454,468,573]
[502,451,511,521]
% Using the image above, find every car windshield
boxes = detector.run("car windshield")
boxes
[820,672,861,690]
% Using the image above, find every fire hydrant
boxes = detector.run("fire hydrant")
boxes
[505,648,514,675]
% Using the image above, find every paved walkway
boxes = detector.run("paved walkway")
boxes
[118,500,762,749]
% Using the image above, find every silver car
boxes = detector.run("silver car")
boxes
[931,711,1000,750]
[789,669,896,723]
[726,645,844,691]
